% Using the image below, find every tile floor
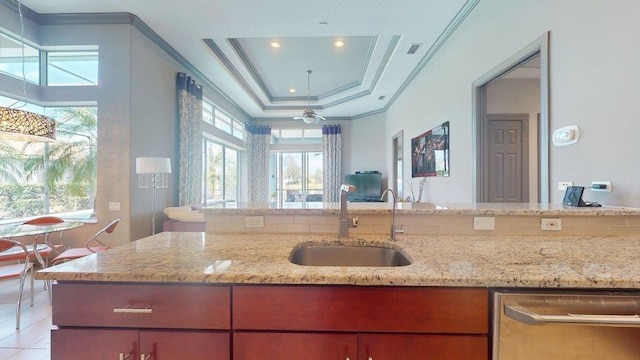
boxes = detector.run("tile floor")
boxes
[0,274,51,360]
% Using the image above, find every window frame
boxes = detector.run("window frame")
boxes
[202,137,240,203]
[0,96,98,221]
[45,50,99,86]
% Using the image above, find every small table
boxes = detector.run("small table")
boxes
[0,221,84,266]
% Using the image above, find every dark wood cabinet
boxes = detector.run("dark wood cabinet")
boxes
[234,332,357,360]
[233,285,489,360]
[50,283,488,360]
[52,328,229,360]
[51,282,231,360]
[359,333,488,360]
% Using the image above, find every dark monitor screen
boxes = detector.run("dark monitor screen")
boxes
[344,173,382,201]
[563,186,585,207]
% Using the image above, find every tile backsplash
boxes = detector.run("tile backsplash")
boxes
[206,214,640,236]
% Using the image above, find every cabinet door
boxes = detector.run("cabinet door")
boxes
[358,334,488,360]
[52,328,138,360]
[233,286,488,334]
[140,330,230,360]
[234,332,357,360]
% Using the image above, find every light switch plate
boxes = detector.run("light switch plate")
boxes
[108,202,120,211]
[473,217,495,231]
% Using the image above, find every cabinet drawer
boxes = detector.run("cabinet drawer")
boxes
[233,286,488,334]
[53,282,230,329]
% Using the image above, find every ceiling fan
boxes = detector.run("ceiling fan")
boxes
[294,70,326,124]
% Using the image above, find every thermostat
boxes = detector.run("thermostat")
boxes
[553,125,579,146]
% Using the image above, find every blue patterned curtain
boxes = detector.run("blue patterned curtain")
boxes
[322,125,342,202]
[246,122,271,202]
[177,72,203,205]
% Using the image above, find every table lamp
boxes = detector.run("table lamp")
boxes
[136,157,171,235]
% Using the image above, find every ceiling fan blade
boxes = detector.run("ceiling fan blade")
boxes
[315,114,326,121]
[293,116,303,120]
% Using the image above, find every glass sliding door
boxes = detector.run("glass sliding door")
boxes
[270,152,323,203]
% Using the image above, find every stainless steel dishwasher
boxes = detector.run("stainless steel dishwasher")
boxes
[492,289,640,360]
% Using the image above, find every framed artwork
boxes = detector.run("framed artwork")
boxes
[411,121,449,177]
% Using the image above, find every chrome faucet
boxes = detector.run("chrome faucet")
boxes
[381,188,404,241]
[339,184,358,238]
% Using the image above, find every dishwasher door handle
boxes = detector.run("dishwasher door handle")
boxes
[505,304,640,327]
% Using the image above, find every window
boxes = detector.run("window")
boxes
[270,152,323,203]
[203,139,238,202]
[0,96,97,219]
[269,127,324,203]
[47,51,99,86]
[203,98,244,140]
[0,33,39,84]
[203,101,214,124]
[201,97,243,203]
[271,128,322,144]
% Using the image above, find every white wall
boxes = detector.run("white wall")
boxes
[380,0,640,206]
[38,23,135,245]
[130,29,180,240]
[346,112,387,182]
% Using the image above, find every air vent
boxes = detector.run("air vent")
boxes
[407,43,422,55]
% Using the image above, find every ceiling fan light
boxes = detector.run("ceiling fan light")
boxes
[302,115,315,124]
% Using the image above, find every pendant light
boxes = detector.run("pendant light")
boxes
[0,0,56,142]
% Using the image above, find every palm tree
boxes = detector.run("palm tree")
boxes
[0,142,25,184]
[23,107,97,211]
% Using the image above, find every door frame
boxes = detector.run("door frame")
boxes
[392,130,404,199]
[472,32,550,203]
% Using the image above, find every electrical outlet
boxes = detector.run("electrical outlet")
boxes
[473,217,495,230]
[591,181,612,192]
[541,218,561,231]
[558,181,573,191]
[245,216,264,228]
[108,202,120,211]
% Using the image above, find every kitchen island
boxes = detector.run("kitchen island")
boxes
[36,231,640,288]
[37,230,640,360]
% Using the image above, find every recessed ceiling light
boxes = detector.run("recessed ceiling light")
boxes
[271,42,281,48]
[289,88,296,93]
[334,40,345,48]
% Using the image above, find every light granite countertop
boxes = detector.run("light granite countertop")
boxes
[36,232,640,289]
[202,202,640,216]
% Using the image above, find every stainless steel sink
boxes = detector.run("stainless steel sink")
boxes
[289,244,411,267]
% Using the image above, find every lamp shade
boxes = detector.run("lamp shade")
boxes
[0,107,56,142]
[136,157,171,174]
